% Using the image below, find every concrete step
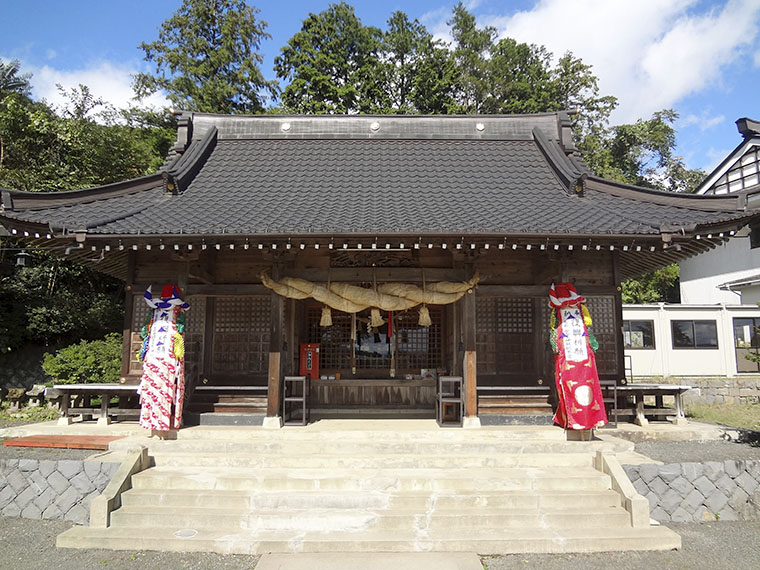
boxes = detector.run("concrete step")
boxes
[110,437,633,456]
[109,505,632,532]
[57,524,681,555]
[149,451,596,469]
[154,424,573,442]
[119,488,623,511]
[130,466,612,493]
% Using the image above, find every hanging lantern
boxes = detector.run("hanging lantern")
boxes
[418,305,432,327]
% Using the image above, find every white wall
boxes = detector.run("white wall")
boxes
[623,304,760,378]
[679,228,760,304]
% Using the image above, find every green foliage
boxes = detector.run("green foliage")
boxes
[588,110,705,192]
[0,401,60,424]
[447,2,497,114]
[0,247,124,352]
[621,264,680,303]
[0,87,175,192]
[0,58,31,99]
[41,333,123,385]
[275,2,384,114]
[134,0,278,113]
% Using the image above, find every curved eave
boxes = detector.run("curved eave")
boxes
[1,174,163,211]
[584,176,744,213]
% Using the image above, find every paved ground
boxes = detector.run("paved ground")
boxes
[483,522,760,570]
[1,517,759,570]
[2,419,759,569]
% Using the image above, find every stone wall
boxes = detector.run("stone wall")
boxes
[634,377,760,405]
[0,345,53,391]
[0,458,118,524]
[624,460,760,522]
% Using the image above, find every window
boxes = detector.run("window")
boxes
[623,320,655,349]
[671,320,718,349]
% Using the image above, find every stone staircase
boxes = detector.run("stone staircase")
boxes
[57,421,681,554]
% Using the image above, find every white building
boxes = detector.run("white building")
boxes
[622,303,760,378]
[680,117,760,304]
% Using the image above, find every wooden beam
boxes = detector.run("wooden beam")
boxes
[185,284,269,296]
[612,251,626,386]
[267,262,284,418]
[120,251,136,380]
[477,284,619,297]
[462,278,477,418]
[282,267,465,283]
[464,351,477,418]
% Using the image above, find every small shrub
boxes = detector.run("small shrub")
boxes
[42,333,122,384]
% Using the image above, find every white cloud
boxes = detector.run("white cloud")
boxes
[28,61,168,116]
[479,0,760,124]
[754,49,760,67]
[679,112,726,130]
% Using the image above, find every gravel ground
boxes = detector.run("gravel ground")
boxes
[2,424,759,569]
[633,438,760,463]
[1,517,758,570]
[0,517,259,570]
[483,522,760,570]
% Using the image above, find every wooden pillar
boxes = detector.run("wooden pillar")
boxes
[119,251,136,382]
[462,282,480,428]
[612,251,626,386]
[265,262,284,427]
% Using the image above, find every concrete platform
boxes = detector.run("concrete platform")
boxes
[253,552,483,570]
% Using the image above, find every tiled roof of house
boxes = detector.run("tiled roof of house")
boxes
[1,112,752,241]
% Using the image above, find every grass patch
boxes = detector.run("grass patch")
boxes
[686,402,760,430]
[0,402,59,424]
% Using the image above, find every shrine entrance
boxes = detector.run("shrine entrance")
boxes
[301,304,447,417]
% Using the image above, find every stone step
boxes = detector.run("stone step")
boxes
[57,525,681,555]
[108,505,632,532]
[477,406,554,415]
[149,451,596,469]
[110,438,633,456]
[130,466,612,493]
[119,488,623,511]
[156,424,573,442]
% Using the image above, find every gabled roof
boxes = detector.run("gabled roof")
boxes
[1,111,758,280]
[696,117,760,196]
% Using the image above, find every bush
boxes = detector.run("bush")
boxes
[42,332,122,384]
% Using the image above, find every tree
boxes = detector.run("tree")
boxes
[380,12,441,114]
[0,85,175,191]
[134,0,277,113]
[587,109,705,193]
[447,2,496,114]
[622,264,680,304]
[482,39,556,114]
[274,2,384,114]
[0,58,31,99]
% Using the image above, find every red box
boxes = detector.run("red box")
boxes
[299,343,320,379]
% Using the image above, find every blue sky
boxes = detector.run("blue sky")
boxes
[2,0,759,174]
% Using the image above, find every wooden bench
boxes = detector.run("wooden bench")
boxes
[614,384,691,426]
[47,384,140,426]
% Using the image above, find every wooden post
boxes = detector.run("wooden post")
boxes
[265,261,284,428]
[612,251,626,387]
[120,251,136,381]
[462,281,480,428]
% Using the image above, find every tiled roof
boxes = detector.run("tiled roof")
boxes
[0,113,754,240]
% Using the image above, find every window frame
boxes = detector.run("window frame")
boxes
[671,319,719,349]
[623,319,656,350]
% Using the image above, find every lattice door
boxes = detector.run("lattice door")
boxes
[211,296,270,379]
[584,296,618,375]
[476,297,536,381]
